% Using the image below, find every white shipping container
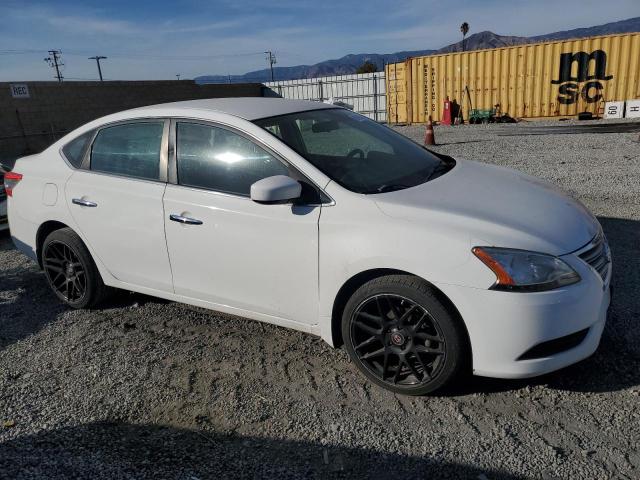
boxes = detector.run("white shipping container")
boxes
[604,101,625,119]
[624,99,640,118]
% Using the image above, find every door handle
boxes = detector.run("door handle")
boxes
[72,198,98,207]
[169,214,203,225]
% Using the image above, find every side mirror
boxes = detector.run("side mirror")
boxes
[250,175,301,204]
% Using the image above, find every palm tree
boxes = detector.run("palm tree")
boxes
[460,22,470,52]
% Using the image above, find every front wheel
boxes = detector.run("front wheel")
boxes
[342,275,468,395]
[42,228,111,308]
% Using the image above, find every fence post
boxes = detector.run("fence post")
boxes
[318,80,324,102]
[373,74,378,122]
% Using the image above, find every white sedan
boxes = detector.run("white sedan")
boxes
[6,98,611,395]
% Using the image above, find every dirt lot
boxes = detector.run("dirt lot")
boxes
[1,120,639,479]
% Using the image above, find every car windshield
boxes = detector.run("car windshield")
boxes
[254,108,452,194]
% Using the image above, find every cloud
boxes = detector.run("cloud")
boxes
[46,14,137,35]
[159,18,251,34]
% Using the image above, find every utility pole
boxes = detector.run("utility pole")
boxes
[88,56,107,81]
[44,50,64,82]
[264,51,276,82]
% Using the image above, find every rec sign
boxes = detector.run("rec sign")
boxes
[10,84,30,98]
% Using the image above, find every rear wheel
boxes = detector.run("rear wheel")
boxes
[42,228,111,308]
[342,275,467,395]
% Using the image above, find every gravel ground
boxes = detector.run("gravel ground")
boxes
[1,120,639,479]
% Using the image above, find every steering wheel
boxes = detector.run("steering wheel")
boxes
[347,148,365,159]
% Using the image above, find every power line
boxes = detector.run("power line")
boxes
[0,49,45,55]
[88,56,107,81]
[44,50,64,82]
[64,50,265,60]
[0,49,266,61]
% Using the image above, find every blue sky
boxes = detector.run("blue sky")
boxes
[0,0,638,81]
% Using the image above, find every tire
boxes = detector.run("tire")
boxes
[342,275,468,395]
[41,227,111,308]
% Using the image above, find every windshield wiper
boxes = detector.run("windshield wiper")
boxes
[374,184,411,193]
[425,161,454,181]
[366,160,454,194]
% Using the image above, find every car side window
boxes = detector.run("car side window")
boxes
[176,122,289,196]
[90,122,164,181]
[62,130,94,168]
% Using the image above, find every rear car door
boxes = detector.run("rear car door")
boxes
[162,120,323,325]
[65,119,173,292]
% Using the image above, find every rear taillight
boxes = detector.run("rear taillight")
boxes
[4,172,22,197]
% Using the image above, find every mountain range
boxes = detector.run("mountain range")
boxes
[196,16,640,84]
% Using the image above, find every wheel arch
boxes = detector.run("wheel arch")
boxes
[330,268,472,358]
[35,220,71,268]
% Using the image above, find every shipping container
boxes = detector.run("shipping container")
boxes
[386,32,640,124]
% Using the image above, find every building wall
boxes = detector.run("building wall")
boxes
[386,32,640,124]
[0,80,264,160]
[265,72,386,121]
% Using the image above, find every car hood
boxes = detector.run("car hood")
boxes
[373,159,599,256]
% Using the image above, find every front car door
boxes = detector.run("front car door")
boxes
[162,119,324,326]
[65,119,174,292]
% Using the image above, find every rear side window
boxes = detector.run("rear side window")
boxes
[62,130,94,168]
[90,122,164,181]
[176,122,289,196]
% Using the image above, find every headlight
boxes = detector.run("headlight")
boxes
[472,247,580,292]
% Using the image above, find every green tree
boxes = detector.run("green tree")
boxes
[356,61,378,74]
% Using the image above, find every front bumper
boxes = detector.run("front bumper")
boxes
[436,244,611,379]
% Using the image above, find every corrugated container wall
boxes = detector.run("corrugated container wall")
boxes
[386,32,640,123]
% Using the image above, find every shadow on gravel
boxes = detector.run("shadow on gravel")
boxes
[101,289,172,309]
[432,139,489,146]
[0,422,525,479]
[445,216,640,396]
[0,232,65,352]
[496,121,640,136]
[0,231,14,252]
[0,231,169,351]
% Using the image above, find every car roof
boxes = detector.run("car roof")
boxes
[135,97,339,121]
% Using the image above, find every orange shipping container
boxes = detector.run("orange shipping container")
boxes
[386,32,640,124]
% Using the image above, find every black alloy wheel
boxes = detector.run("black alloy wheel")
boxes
[343,275,467,395]
[42,227,111,308]
[350,294,446,386]
[43,240,87,303]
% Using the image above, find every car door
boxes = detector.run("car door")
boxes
[163,120,323,325]
[65,119,174,292]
